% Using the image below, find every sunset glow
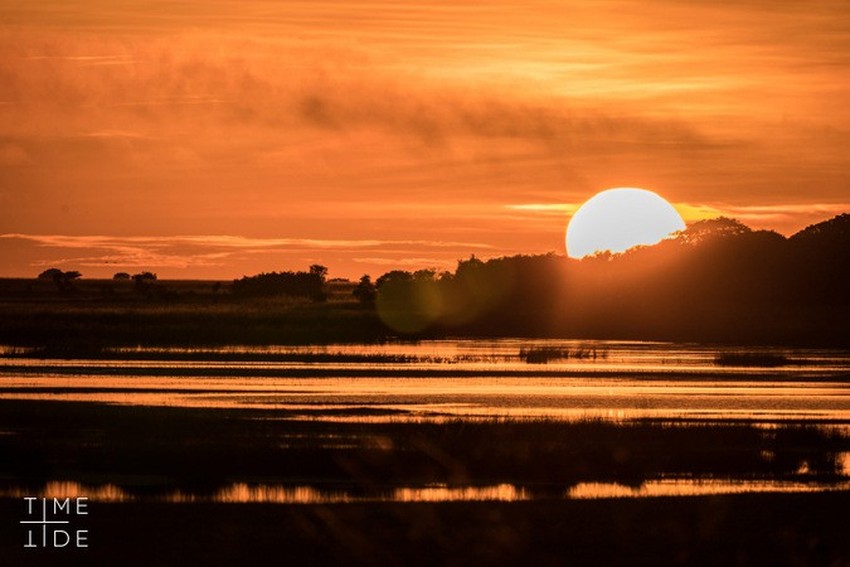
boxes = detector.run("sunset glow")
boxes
[2,1,849,278]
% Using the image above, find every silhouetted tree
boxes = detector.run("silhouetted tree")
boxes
[232,268,327,301]
[366,214,850,344]
[38,268,64,280]
[132,272,158,295]
[674,217,751,245]
[375,270,413,288]
[352,275,377,306]
[113,272,131,281]
[309,264,329,282]
[132,272,158,282]
[37,268,81,292]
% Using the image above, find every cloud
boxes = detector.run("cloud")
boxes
[0,233,495,272]
[0,28,718,151]
[0,143,32,166]
[2,2,850,278]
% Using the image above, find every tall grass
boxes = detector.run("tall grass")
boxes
[714,352,793,367]
[519,346,607,364]
[1,401,845,497]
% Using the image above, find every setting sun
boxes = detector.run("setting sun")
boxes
[566,188,685,258]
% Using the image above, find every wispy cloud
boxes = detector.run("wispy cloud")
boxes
[2,2,850,277]
[0,234,493,251]
[0,233,495,274]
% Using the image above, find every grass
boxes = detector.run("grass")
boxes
[714,352,793,367]
[519,346,607,364]
[3,400,849,564]
[0,294,390,347]
[5,345,428,364]
[2,395,849,564]
[1,400,847,497]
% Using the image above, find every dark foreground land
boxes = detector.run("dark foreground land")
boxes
[2,493,850,566]
[1,399,850,564]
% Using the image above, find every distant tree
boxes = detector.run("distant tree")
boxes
[113,272,131,281]
[413,269,437,281]
[375,270,413,288]
[352,275,376,306]
[373,269,437,334]
[132,272,158,294]
[455,255,484,276]
[132,272,158,282]
[37,268,81,292]
[232,268,327,301]
[309,264,328,282]
[38,268,64,280]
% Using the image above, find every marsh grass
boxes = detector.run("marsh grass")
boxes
[714,352,795,367]
[5,345,430,364]
[1,400,846,498]
[0,294,389,347]
[519,346,607,364]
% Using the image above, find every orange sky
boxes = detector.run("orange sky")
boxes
[1,1,849,279]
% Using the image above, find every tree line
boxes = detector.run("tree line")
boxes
[29,213,849,345]
[362,214,850,345]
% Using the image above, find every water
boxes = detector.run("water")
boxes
[1,340,848,423]
[2,340,850,503]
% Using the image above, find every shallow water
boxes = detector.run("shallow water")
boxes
[2,340,849,423]
[3,340,850,503]
[5,477,850,504]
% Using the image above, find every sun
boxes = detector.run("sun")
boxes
[566,188,685,258]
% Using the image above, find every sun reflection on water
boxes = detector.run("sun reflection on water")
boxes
[3,479,849,504]
[567,479,850,499]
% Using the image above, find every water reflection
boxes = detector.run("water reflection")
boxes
[1,374,848,423]
[567,479,850,499]
[3,481,129,502]
[2,340,849,424]
[5,479,849,504]
[5,339,850,374]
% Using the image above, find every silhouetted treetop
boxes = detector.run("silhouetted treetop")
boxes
[789,213,850,249]
[38,268,64,280]
[36,268,81,292]
[370,214,850,345]
[132,272,157,282]
[309,264,328,282]
[674,217,752,245]
[232,268,327,301]
[375,270,413,288]
[352,275,376,306]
